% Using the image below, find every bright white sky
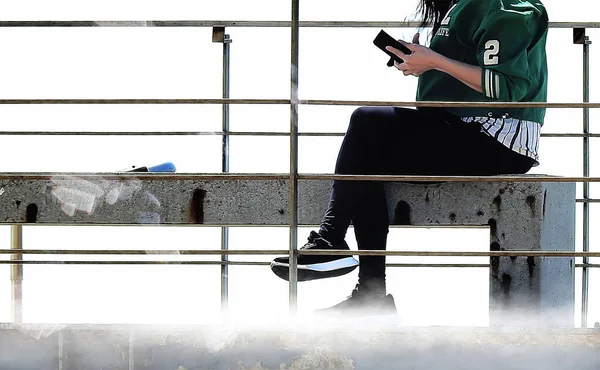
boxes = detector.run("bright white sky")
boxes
[0,0,598,327]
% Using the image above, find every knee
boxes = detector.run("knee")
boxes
[348,106,393,129]
[350,106,377,123]
[348,107,379,134]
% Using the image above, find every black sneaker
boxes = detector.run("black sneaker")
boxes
[313,284,397,318]
[270,231,358,282]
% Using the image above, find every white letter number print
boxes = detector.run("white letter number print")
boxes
[484,40,500,65]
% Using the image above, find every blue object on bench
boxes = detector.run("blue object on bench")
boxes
[148,162,176,172]
[125,162,177,173]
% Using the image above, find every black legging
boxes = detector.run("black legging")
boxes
[318,106,536,286]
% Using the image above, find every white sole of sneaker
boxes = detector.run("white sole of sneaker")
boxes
[270,256,358,272]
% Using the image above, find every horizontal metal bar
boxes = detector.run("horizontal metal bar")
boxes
[299,174,600,182]
[0,249,598,258]
[0,172,599,183]
[0,21,427,28]
[0,249,288,255]
[0,21,597,28]
[0,261,489,267]
[0,99,290,105]
[542,133,600,138]
[577,199,600,203]
[0,261,597,267]
[303,100,600,109]
[0,99,598,109]
[387,263,489,268]
[0,260,270,266]
[0,260,597,268]
[0,173,290,181]
[299,250,600,257]
[382,263,600,268]
[9,224,488,229]
[0,131,593,138]
[392,264,600,269]
[0,131,343,137]
[0,131,227,136]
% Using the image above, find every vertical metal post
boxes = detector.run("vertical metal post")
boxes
[10,225,23,323]
[288,0,300,314]
[213,27,232,314]
[580,31,592,328]
[221,33,232,314]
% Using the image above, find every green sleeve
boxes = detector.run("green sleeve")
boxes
[474,8,546,101]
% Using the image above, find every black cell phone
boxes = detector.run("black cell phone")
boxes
[373,29,413,67]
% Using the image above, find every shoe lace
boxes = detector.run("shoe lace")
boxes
[344,284,365,300]
[345,283,386,301]
[306,231,320,244]
[302,231,331,250]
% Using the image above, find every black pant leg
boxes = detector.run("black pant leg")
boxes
[318,106,536,290]
[319,107,445,285]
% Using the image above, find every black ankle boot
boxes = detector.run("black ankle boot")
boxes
[314,280,397,318]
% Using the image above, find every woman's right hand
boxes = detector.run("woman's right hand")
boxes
[386,35,440,77]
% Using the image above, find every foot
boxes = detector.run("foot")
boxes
[314,284,397,318]
[270,231,358,282]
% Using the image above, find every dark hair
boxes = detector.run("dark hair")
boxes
[416,0,452,39]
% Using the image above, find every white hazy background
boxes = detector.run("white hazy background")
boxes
[0,0,598,327]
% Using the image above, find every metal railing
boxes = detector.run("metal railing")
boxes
[1,4,598,327]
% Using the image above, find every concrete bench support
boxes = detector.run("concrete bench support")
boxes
[301,179,576,327]
[385,181,576,328]
[0,175,576,327]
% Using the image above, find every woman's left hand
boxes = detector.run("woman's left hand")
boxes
[386,33,441,77]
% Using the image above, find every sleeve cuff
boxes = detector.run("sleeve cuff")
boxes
[482,69,501,99]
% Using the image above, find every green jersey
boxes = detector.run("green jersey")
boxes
[416,0,549,124]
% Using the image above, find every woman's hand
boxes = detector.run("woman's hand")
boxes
[386,33,441,77]
[387,33,484,93]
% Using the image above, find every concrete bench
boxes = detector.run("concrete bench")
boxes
[0,174,576,327]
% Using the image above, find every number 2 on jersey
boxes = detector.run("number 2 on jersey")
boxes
[484,40,500,65]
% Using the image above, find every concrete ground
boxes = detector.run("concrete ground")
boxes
[1,322,599,370]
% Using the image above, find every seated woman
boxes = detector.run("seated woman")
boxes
[271,0,549,318]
